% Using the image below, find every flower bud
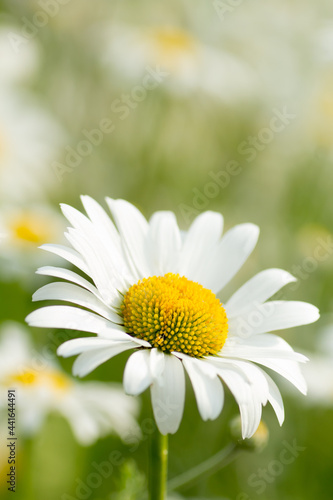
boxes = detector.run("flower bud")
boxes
[230,416,269,451]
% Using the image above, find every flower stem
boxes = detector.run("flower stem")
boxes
[149,426,168,500]
[168,442,240,493]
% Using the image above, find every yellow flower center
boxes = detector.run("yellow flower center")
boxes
[148,28,197,69]
[9,212,56,245]
[7,369,71,392]
[122,273,228,357]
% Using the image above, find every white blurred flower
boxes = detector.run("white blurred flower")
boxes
[0,203,66,281]
[0,24,40,87]
[211,0,317,102]
[0,90,64,203]
[102,25,257,102]
[315,21,333,63]
[301,325,333,406]
[0,322,140,445]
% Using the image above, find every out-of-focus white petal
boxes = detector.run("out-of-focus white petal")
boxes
[300,354,333,405]
[63,382,140,444]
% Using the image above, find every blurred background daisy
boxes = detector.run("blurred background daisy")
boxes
[0,0,332,499]
[0,322,140,444]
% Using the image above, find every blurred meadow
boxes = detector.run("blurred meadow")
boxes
[0,0,333,499]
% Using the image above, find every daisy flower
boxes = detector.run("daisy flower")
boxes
[0,203,66,281]
[0,322,140,445]
[26,197,319,438]
[102,25,257,102]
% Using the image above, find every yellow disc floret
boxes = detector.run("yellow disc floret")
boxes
[121,273,228,357]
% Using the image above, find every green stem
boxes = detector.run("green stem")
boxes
[149,426,168,500]
[168,442,240,493]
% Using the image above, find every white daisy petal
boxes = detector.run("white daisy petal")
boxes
[61,202,132,296]
[80,196,134,286]
[57,337,125,357]
[219,335,308,394]
[181,355,224,420]
[80,195,121,250]
[261,371,285,425]
[206,357,270,437]
[65,228,127,301]
[123,350,153,396]
[208,357,269,403]
[26,305,133,341]
[221,334,308,362]
[213,364,261,438]
[60,203,92,233]
[225,269,297,318]
[106,198,150,278]
[254,357,307,395]
[228,301,320,337]
[73,343,135,377]
[39,243,89,274]
[194,223,260,293]
[147,211,181,275]
[36,266,100,297]
[32,282,122,323]
[151,354,185,435]
[150,348,165,379]
[178,211,224,277]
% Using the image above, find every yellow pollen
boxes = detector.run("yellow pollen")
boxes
[148,28,197,70]
[7,369,71,392]
[10,371,37,385]
[121,273,228,357]
[152,28,195,52]
[9,212,56,245]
